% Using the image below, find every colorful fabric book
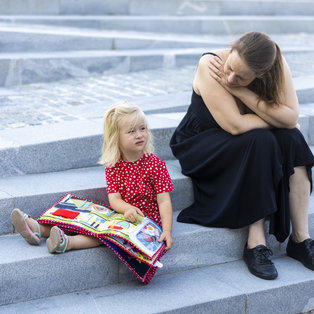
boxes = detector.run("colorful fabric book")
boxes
[37,193,166,284]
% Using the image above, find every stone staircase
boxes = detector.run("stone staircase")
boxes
[0,0,314,313]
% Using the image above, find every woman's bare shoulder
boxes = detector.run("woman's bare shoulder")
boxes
[281,55,292,78]
[194,50,230,96]
[199,49,229,64]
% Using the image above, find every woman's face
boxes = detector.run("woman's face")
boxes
[224,50,256,87]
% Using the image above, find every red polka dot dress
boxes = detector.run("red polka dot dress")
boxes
[105,153,174,226]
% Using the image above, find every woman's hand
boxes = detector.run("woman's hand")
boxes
[124,206,144,223]
[158,230,173,250]
[208,56,240,95]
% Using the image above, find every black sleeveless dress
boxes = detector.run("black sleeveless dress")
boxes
[170,62,314,242]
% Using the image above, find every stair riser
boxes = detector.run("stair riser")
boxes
[162,278,314,314]
[0,32,226,52]
[0,0,129,15]
[100,18,314,35]
[0,32,114,52]
[0,246,119,306]
[2,17,314,35]
[0,192,14,236]
[0,128,176,178]
[1,49,313,87]
[129,0,314,16]
[0,172,193,235]
[1,109,314,178]
[1,0,313,16]
[0,55,165,87]
[0,54,176,87]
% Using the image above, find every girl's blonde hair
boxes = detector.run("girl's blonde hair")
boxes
[99,100,153,167]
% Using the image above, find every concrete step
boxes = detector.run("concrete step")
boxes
[1,0,314,16]
[1,99,314,178]
[0,112,184,178]
[1,257,314,313]
[1,203,314,307]
[0,23,230,52]
[2,24,314,54]
[128,0,314,17]
[0,232,314,312]
[0,48,210,86]
[1,15,314,34]
[0,46,314,86]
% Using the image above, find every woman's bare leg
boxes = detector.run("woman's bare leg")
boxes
[247,218,266,248]
[289,166,311,242]
[244,218,277,280]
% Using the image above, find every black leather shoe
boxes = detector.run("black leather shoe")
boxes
[243,244,278,280]
[286,236,314,271]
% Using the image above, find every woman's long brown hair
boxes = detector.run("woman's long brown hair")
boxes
[231,31,285,106]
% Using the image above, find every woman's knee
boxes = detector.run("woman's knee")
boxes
[272,128,303,147]
[246,129,277,149]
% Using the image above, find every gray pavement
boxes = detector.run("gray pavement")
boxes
[1,48,314,131]
[0,65,195,130]
[1,26,314,130]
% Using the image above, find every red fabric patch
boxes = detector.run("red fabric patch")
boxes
[52,208,80,219]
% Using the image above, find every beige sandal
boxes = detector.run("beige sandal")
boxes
[11,208,41,245]
[46,226,68,254]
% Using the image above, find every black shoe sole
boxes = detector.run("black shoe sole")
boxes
[247,267,278,280]
[243,258,278,280]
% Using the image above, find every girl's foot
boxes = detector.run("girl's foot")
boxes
[10,208,41,245]
[46,226,68,254]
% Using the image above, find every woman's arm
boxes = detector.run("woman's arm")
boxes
[236,58,299,128]
[209,56,299,129]
[195,54,272,135]
[108,192,144,223]
[157,192,173,250]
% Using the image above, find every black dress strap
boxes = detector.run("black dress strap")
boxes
[202,52,222,60]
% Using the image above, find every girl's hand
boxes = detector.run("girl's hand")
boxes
[124,206,144,223]
[158,230,173,250]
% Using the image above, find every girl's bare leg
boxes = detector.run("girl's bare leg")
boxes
[66,234,102,251]
[23,213,102,251]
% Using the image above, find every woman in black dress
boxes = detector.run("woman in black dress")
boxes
[170,31,314,280]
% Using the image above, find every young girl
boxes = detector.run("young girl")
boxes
[100,100,174,250]
[11,101,174,252]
